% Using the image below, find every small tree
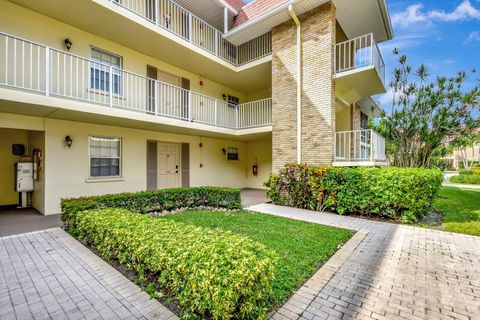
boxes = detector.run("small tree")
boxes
[375,49,480,167]
[450,132,480,169]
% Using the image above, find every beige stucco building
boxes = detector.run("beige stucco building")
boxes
[0,0,393,214]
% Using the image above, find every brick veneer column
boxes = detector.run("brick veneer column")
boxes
[271,2,336,171]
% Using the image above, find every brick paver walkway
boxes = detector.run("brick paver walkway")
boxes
[249,204,480,320]
[0,228,176,320]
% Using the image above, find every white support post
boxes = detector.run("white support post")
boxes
[45,47,50,96]
[154,81,159,116]
[224,7,228,34]
[214,100,218,126]
[235,105,239,129]
[370,130,374,162]
[370,33,374,67]
[215,32,218,56]
[188,91,192,121]
[155,0,159,26]
[188,13,193,42]
[109,66,113,107]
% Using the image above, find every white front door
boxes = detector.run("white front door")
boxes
[157,142,180,189]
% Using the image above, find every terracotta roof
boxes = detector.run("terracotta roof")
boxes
[233,0,288,28]
[226,0,247,10]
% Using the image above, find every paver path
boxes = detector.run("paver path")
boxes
[0,228,176,320]
[249,204,480,320]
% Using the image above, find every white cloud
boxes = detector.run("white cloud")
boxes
[392,0,480,29]
[465,31,480,43]
[378,35,425,52]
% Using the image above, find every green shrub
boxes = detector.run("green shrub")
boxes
[459,170,473,175]
[69,208,277,319]
[265,164,443,223]
[61,187,241,223]
[450,175,480,185]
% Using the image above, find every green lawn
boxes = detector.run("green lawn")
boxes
[161,210,353,308]
[434,187,480,236]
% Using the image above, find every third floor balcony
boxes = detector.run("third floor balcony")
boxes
[334,33,387,104]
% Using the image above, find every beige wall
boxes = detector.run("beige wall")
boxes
[0,1,250,101]
[0,128,28,206]
[246,139,272,189]
[0,112,272,214]
[335,103,351,132]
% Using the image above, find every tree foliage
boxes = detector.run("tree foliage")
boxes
[374,49,480,167]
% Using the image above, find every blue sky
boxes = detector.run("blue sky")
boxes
[377,0,480,110]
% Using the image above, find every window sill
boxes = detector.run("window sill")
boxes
[85,177,124,183]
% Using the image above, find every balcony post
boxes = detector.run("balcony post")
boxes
[155,0,159,26]
[235,105,239,128]
[224,7,228,34]
[188,91,192,121]
[370,33,374,67]
[214,100,218,126]
[188,13,193,42]
[154,81,159,116]
[370,130,374,162]
[215,32,218,56]
[109,66,113,107]
[45,46,50,96]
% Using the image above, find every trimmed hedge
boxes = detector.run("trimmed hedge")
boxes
[459,169,480,176]
[265,164,443,222]
[69,208,277,319]
[450,175,480,185]
[61,187,241,223]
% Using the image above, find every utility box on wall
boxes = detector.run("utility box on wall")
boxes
[15,162,34,208]
[15,162,34,192]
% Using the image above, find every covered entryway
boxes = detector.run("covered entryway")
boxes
[0,128,45,213]
[147,141,190,190]
[0,207,61,236]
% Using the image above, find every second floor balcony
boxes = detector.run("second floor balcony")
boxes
[0,32,272,132]
[334,33,386,104]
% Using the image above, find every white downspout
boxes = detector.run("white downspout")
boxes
[288,5,301,163]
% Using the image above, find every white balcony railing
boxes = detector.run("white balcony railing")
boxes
[0,32,272,129]
[109,0,271,66]
[335,130,386,162]
[334,33,386,86]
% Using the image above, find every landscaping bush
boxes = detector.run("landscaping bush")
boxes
[61,187,241,223]
[69,208,277,319]
[265,164,443,222]
[450,175,480,185]
[459,170,473,175]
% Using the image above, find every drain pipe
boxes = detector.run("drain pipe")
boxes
[288,5,301,163]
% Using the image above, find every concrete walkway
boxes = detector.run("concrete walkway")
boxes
[443,183,480,190]
[240,188,270,207]
[248,204,480,320]
[0,228,176,320]
[0,207,62,237]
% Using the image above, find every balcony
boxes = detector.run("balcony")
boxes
[0,33,272,132]
[333,129,387,166]
[334,33,386,104]
[109,0,272,66]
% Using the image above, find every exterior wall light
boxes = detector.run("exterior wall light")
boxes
[65,136,73,148]
[64,38,72,51]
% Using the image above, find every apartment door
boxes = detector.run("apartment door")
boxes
[147,65,157,114]
[157,142,180,189]
[181,77,190,119]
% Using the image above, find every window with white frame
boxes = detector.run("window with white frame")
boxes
[226,147,239,160]
[89,136,121,178]
[90,48,122,94]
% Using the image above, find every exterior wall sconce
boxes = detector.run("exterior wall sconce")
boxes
[65,136,73,148]
[222,94,227,101]
[222,148,226,155]
[64,38,72,51]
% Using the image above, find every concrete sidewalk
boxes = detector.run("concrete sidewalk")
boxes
[248,203,480,320]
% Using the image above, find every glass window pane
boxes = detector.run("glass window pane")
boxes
[89,136,121,177]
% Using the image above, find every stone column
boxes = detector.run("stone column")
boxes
[271,2,336,171]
